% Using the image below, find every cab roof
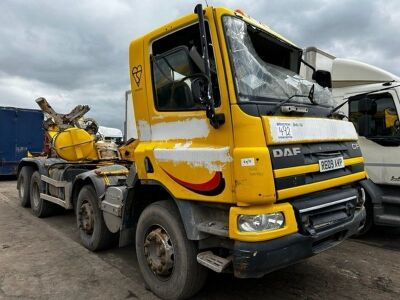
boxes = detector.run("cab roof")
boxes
[129,6,298,50]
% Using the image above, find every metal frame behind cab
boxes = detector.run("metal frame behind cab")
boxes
[40,175,73,209]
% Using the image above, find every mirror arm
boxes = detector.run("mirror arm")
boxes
[195,4,224,129]
[301,58,316,79]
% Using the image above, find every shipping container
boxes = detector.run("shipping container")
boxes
[0,107,44,175]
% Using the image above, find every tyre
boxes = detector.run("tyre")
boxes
[136,200,207,300]
[76,185,116,251]
[17,166,34,207]
[30,171,57,218]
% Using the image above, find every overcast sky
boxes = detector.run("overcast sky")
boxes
[1,0,399,130]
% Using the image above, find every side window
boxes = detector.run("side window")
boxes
[151,22,220,111]
[349,92,400,137]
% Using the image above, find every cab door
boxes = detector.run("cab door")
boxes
[137,10,234,203]
[348,89,400,185]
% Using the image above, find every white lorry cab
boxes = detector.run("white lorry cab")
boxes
[97,126,123,143]
[302,47,400,234]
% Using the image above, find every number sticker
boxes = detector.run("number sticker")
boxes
[241,158,255,167]
[276,123,293,139]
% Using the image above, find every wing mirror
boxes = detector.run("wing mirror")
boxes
[313,70,332,89]
[190,76,209,104]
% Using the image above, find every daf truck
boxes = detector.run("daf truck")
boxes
[17,6,367,299]
[303,47,400,234]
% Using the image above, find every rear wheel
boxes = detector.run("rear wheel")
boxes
[136,200,207,300]
[30,171,57,218]
[18,166,34,207]
[76,185,116,251]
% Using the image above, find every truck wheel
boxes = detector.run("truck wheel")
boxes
[76,185,116,251]
[136,200,207,300]
[30,171,57,218]
[18,166,34,207]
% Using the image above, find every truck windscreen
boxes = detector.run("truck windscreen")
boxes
[223,16,334,107]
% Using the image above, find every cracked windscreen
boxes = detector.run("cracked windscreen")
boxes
[223,16,334,107]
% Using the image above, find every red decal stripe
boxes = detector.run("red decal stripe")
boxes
[163,169,222,192]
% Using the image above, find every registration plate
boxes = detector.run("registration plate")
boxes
[319,156,344,172]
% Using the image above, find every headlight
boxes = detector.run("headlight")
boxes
[237,212,285,232]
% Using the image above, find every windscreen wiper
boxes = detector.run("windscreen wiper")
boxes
[327,84,400,117]
[270,84,316,115]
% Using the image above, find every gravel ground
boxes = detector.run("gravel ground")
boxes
[1,178,400,300]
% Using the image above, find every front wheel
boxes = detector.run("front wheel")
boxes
[136,200,207,300]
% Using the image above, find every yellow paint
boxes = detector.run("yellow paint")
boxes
[229,202,298,242]
[119,139,139,161]
[53,128,98,161]
[384,108,398,128]
[278,171,366,200]
[274,156,364,178]
[124,5,367,242]
[233,147,276,205]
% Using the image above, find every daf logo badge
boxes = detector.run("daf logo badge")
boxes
[272,147,301,158]
[351,143,360,150]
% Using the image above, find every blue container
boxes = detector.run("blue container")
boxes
[0,107,44,175]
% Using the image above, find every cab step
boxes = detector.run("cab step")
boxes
[197,251,232,273]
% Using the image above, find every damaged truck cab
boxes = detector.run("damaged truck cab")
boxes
[18,5,366,300]
[126,5,366,275]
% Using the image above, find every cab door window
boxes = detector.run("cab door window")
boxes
[349,92,400,138]
[151,22,220,111]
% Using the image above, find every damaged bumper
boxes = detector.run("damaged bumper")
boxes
[232,206,365,278]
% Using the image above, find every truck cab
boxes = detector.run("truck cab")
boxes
[303,47,400,232]
[125,4,366,288]
[18,6,366,300]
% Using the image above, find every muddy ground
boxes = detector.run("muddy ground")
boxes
[1,178,399,300]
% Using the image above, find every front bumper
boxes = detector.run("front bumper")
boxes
[233,205,365,278]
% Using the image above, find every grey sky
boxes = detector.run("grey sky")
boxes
[0,0,398,129]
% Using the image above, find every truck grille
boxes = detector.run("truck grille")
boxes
[268,141,364,197]
[291,188,358,234]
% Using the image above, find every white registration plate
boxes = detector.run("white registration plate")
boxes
[319,157,344,172]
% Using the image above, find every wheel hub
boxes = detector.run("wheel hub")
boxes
[79,201,94,234]
[144,227,174,277]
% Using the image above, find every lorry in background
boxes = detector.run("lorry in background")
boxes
[17,6,367,299]
[302,47,400,234]
[123,90,138,142]
[97,126,123,143]
[0,107,44,176]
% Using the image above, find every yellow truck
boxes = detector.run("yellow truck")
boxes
[17,5,367,299]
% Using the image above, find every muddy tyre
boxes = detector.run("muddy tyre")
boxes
[18,166,34,207]
[30,171,57,218]
[136,200,207,300]
[76,185,116,251]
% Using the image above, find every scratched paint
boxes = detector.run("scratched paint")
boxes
[137,118,210,141]
[138,120,152,141]
[154,146,232,172]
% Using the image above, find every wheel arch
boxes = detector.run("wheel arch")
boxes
[17,159,41,176]
[127,180,225,241]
